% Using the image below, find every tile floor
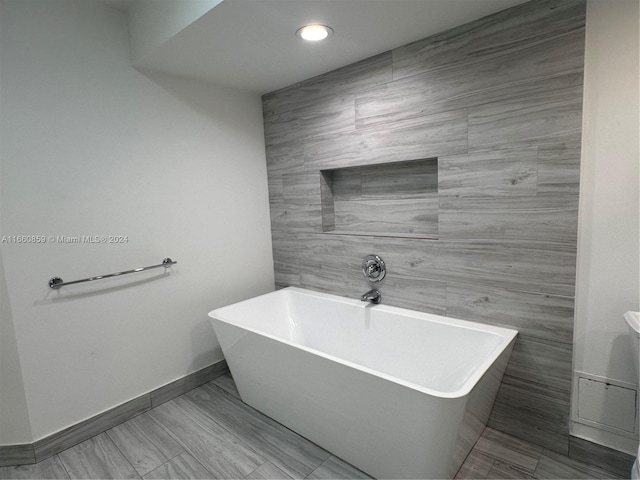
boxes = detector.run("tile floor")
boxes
[0,374,628,480]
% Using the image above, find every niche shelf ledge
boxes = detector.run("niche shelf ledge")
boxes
[320,158,439,240]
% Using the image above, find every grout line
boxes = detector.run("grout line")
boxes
[147,420,204,479]
[179,390,274,468]
[454,426,490,478]
[144,405,192,461]
[139,454,174,480]
[243,459,269,479]
[445,277,577,300]
[186,451,217,480]
[304,456,326,480]
[104,429,141,478]
[56,451,72,479]
[150,392,271,479]
[191,383,323,478]
[56,454,72,480]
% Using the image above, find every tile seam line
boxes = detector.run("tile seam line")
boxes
[185,384,315,479]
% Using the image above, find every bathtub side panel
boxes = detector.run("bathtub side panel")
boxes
[450,337,516,476]
[212,320,467,479]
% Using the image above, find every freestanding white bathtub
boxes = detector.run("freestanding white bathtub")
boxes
[209,287,517,479]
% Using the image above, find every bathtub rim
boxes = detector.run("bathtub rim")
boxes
[208,286,517,399]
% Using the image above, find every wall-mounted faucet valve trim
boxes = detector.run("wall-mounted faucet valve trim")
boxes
[362,254,385,283]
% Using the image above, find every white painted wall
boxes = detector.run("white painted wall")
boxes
[0,0,33,446]
[128,0,223,65]
[0,0,274,442]
[572,0,640,453]
[0,252,33,445]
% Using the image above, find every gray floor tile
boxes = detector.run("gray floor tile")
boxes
[568,435,635,479]
[106,412,184,476]
[455,450,495,479]
[246,461,296,479]
[473,428,542,474]
[486,459,537,479]
[535,449,626,479]
[58,433,139,479]
[186,382,329,478]
[148,397,264,479]
[142,452,213,480]
[0,455,70,479]
[306,456,372,480]
[211,373,241,399]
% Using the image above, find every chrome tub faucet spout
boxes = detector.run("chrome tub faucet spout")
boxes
[361,289,381,304]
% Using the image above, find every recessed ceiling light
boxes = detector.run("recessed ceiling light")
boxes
[296,24,334,42]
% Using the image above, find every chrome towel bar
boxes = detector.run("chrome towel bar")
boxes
[49,257,177,289]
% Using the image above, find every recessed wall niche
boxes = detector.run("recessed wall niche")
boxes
[320,158,438,239]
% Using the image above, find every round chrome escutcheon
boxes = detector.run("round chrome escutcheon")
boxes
[362,254,386,283]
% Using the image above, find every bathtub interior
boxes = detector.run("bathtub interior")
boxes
[210,287,516,397]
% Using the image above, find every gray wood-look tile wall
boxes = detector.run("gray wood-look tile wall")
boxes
[262,0,585,456]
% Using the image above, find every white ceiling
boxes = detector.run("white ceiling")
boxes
[125,0,530,94]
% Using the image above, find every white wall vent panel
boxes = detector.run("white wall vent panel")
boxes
[577,377,637,433]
